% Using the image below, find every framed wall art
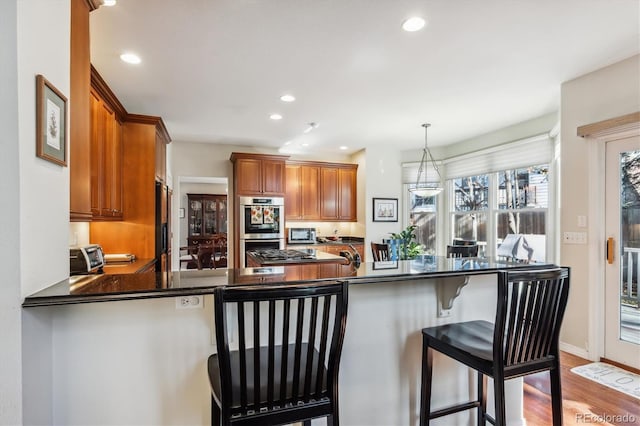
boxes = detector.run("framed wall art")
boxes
[372,197,398,222]
[36,74,67,166]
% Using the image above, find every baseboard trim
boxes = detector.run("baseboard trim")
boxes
[600,357,640,375]
[559,341,591,360]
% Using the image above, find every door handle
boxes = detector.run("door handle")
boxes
[606,237,614,265]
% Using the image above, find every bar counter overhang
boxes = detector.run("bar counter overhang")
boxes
[23,257,555,425]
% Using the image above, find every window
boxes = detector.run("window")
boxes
[404,132,554,260]
[407,184,437,254]
[451,174,489,256]
[449,165,549,261]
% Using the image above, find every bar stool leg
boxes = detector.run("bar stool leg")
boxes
[549,366,564,426]
[211,396,221,426]
[419,339,433,426]
[477,371,487,426]
[493,375,506,426]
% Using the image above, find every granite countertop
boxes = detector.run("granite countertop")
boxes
[22,256,555,307]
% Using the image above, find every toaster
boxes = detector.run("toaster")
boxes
[70,244,105,275]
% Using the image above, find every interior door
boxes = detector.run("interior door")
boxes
[605,135,640,367]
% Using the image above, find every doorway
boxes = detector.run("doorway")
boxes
[604,135,640,367]
[176,176,228,270]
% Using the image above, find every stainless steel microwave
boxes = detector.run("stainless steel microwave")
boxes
[288,228,317,244]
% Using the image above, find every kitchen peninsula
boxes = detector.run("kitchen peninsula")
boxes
[22,257,554,425]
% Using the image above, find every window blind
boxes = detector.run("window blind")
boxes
[442,133,552,179]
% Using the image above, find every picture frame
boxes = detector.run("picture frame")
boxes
[36,74,67,166]
[372,197,398,222]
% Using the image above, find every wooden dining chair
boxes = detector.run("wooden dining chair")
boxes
[446,244,479,258]
[208,281,349,426]
[371,242,390,261]
[419,267,570,426]
[212,234,228,269]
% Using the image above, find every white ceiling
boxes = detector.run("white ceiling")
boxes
[90,0,640,155]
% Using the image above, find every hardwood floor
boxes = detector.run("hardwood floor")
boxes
[523,352,639,425]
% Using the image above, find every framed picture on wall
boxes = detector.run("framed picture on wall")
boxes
[372,198,398,222]
[35,74,67,166]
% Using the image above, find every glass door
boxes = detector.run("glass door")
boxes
[605,135,640,367]
[189,199,203,236]
[203,198,217,235]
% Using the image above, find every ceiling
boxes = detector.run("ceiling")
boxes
[90,0,640,155]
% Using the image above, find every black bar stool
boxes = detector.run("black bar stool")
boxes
[446,244,479,258]
[208,281,349,426]
[419,267,570,426]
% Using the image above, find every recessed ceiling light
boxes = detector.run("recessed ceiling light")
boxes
[120,53,141,64]
[280,94,295,102]
[270,114,283,120]
[103,0,117,6]
[402,16,426,32]
[301,143,309,147]
[339,146,348,150]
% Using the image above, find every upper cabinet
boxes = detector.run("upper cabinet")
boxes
[230,153,289,196]
[90,84,123,220]
[285,163,320,220]
[286,161,358,222]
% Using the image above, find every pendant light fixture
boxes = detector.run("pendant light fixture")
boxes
[409,123,443,197]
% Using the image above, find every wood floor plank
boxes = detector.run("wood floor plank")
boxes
[523,352,640,426]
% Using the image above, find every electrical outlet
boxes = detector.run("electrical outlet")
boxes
[176,295,203,309]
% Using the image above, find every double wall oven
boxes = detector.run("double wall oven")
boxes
[239,196,285,266]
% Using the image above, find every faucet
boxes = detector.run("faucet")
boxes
[340,244,361,268]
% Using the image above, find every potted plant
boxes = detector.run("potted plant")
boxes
[387,225,424,260]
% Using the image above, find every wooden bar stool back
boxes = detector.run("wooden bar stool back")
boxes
[208,281,349,426]
[420,267,570,426]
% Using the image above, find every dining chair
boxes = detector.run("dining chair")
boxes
[446,244,479,258]
[419,267,570,426]
[208,280,349,426]
[212,234,228,269]
[370,242,390,261]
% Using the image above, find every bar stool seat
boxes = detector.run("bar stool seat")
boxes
[420,267,570,426]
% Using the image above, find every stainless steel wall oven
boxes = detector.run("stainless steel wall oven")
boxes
[239,196,285,266]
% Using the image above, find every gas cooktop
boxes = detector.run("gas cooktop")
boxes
[249,249,315,260]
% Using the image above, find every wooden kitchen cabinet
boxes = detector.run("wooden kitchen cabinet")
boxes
[285,163,320,220]
[286,161,357,222]
[230,153,289,196]
[89,86,123,220]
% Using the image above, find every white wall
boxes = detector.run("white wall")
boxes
[559,54,640,355]
[1,0,71,423]
[361,146,404,261]
[0,0,23,423]
[18,0,70,297]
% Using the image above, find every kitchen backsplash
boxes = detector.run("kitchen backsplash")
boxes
[286,221,364,238]
[69,222,90,246]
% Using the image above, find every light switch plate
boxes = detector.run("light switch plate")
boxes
[563,232,587,244]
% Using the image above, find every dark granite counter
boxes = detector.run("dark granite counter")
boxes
[22,256,555,307]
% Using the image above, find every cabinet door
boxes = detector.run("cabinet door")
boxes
[235,158,263,194]
[285,165,302,220]
[203,197,217,236]
[102,107,122,218]
[301,165,320,220]
[89,90,103,217]
[338,167,357,220]
[155,131,167,183]
[262,159,285,195]
[320,167,339,219]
